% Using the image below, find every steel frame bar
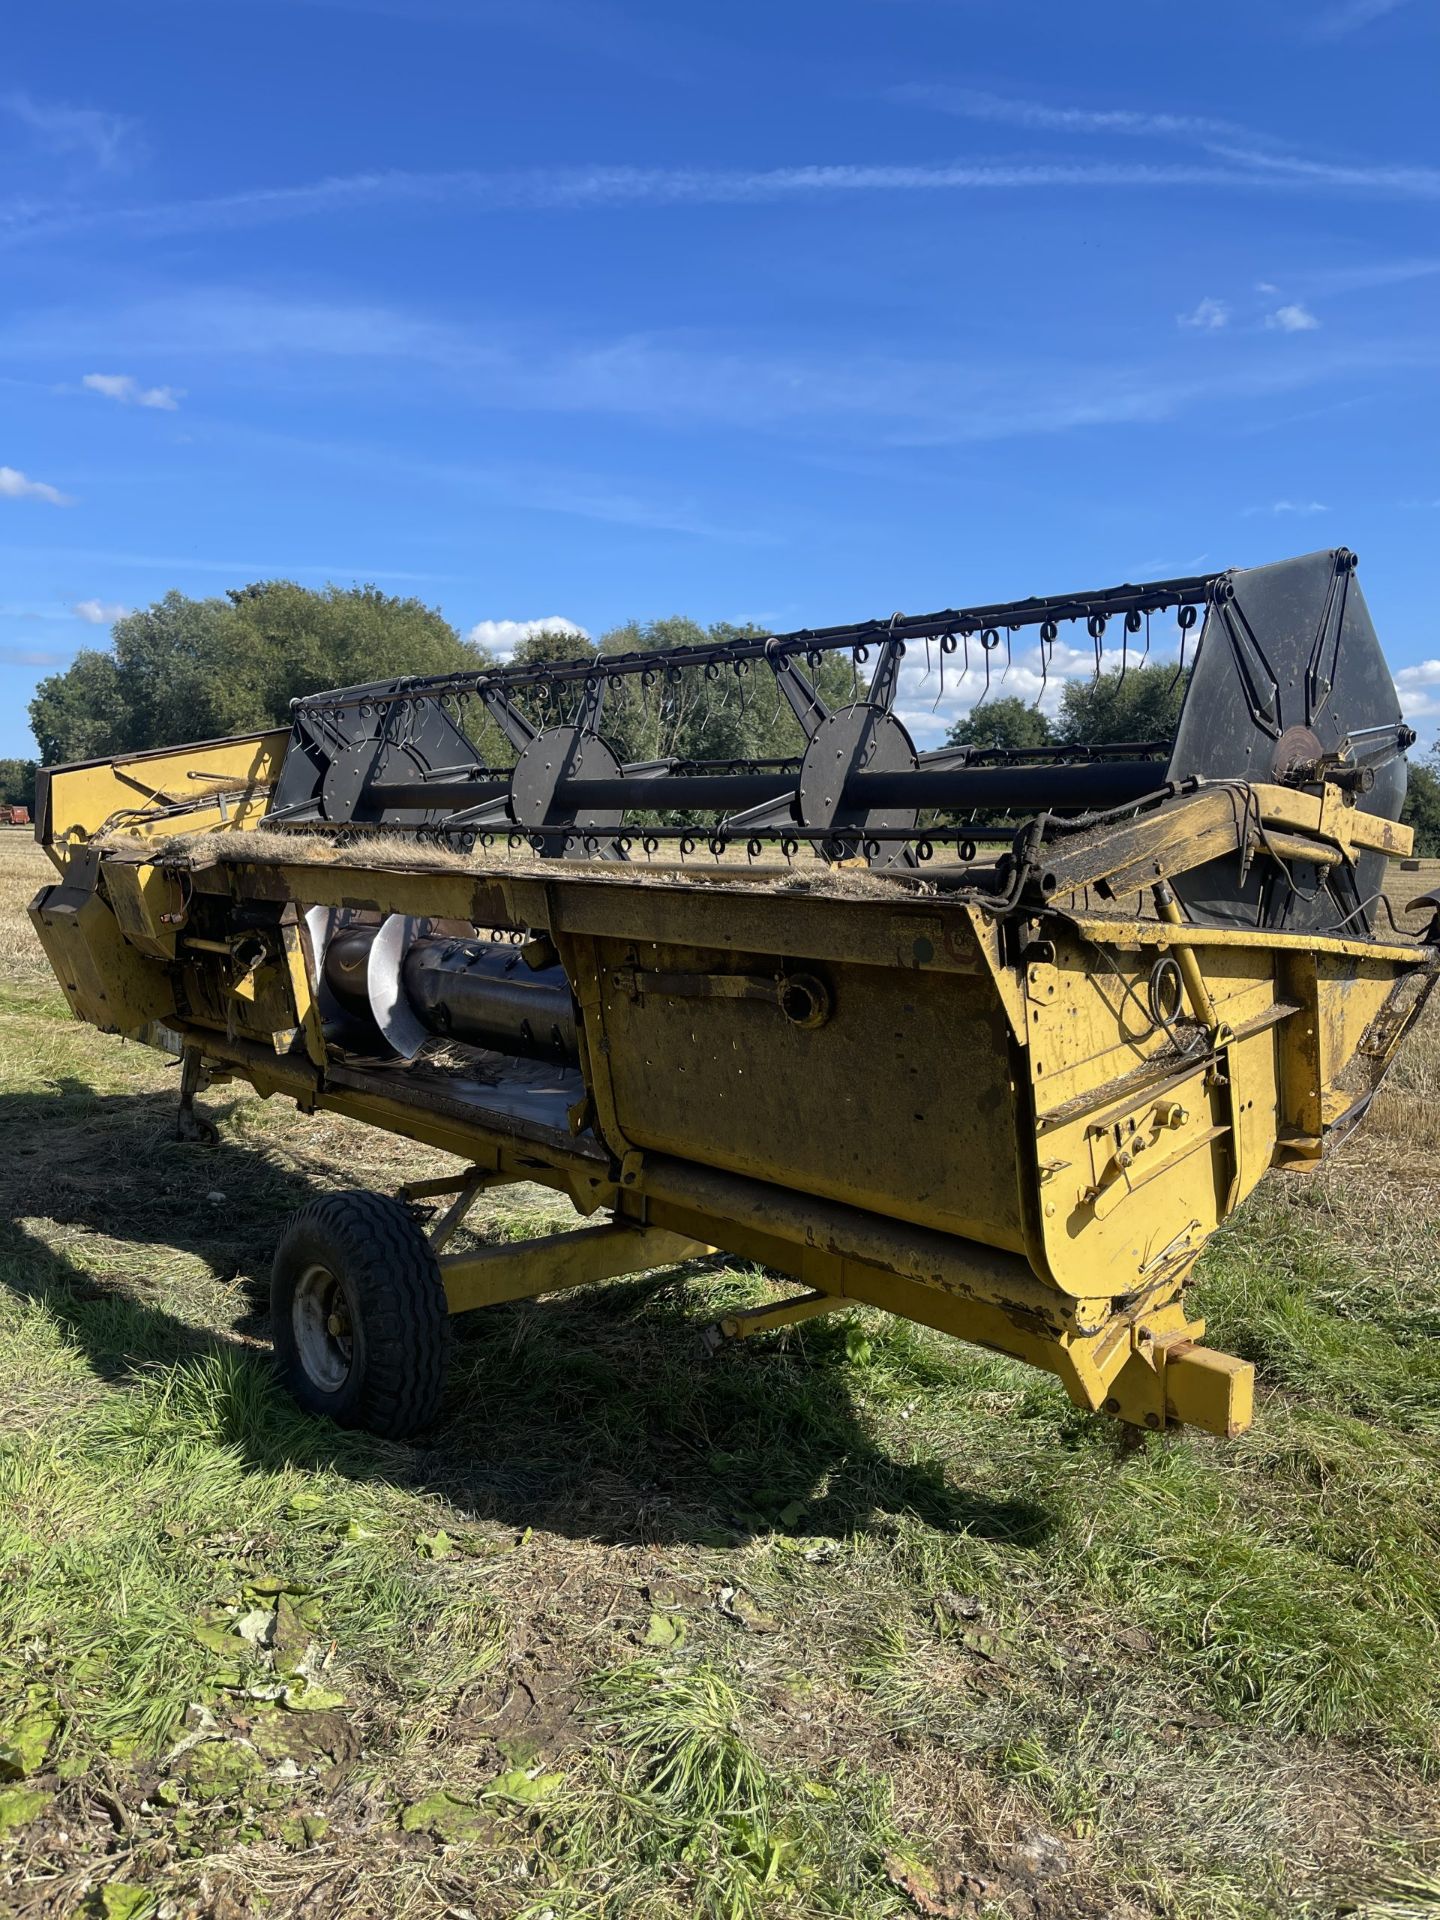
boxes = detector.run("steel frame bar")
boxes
[293,569,1220,715]
[704,1288,847,1345]
[365,758,1164,818]
[438,1220,714,1316]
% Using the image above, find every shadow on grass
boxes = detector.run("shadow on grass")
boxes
[0,1083,1054,1551]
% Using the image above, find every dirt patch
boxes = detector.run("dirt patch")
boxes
[447,1658,585,1772]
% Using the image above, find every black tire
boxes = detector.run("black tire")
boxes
[270,1191,451,1438]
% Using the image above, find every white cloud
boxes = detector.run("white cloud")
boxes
[1303,258,1440,296]
[1265,303,1321,332]
[886,86,1255,146]
[82,371,183,410]
[1256,280,1280,294]
[1178,296,1230,330]
[1214,144,1440,199]
[1395,658,1440,721]
[466,615,590,661]
[890,85,1282,151]
[10,282,1429,459]
[0,90,136,171]
[1,163,1275,251]
[1247,499,1329,515]
[10,283,1433,457]
[73,597,128,625]
[9,135,1440,255]
[1311,0,1413,38]
[0,464,72,506]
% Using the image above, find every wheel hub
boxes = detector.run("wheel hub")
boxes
[292,1263,355,1393]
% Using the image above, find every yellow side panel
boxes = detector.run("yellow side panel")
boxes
[104,862,186,959]
[1315,954,1412,1100]
[39,729,288,861]
[1026,937,1285,1298]
[588,938,1029,1253]
[30,859,176,1038]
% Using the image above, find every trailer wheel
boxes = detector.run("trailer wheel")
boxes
[270,1192,451,1438]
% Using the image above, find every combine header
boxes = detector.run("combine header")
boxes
[29,549,1436,1441]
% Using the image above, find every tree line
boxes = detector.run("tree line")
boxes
[24,584,860,778]
[14,581,1440,853]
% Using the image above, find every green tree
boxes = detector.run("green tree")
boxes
[458,625,600,765]
[29,649,132,764]
[509,625,596,669]
[0,757,38,809]
[29,584,484,764]
[112,591,256,748]
[28,591,891,777]
[596,618,858,767]
[946,696,1053,752]
[1402,753,1440,858]
[1055,662,1187,747]
[480,615,862,770]
[225,581,483,716]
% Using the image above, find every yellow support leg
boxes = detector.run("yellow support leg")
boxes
[439,1221,712,1316]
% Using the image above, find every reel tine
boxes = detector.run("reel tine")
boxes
[934,630,958,713]
[1088,613,1107,684]
[1169,603,1198,692]
[976,628,999,709]
[1034,618,1057,711]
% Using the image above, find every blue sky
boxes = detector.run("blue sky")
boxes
[2,0,1438,759]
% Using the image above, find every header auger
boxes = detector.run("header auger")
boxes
[29,549,1437,1444]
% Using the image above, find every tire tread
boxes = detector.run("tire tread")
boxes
[271,1190,451,1439]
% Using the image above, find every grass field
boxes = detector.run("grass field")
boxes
[2,827,1439,1920]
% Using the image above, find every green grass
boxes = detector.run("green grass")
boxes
[3,838,1440,1918]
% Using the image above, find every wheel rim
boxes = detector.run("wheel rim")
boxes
[292,1262,356,1393]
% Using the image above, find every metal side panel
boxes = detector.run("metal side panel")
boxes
[581,933,1029,1255]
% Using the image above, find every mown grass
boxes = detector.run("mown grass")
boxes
[2,830,1439,1919]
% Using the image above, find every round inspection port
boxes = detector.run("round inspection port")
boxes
[778,973,832,1029]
